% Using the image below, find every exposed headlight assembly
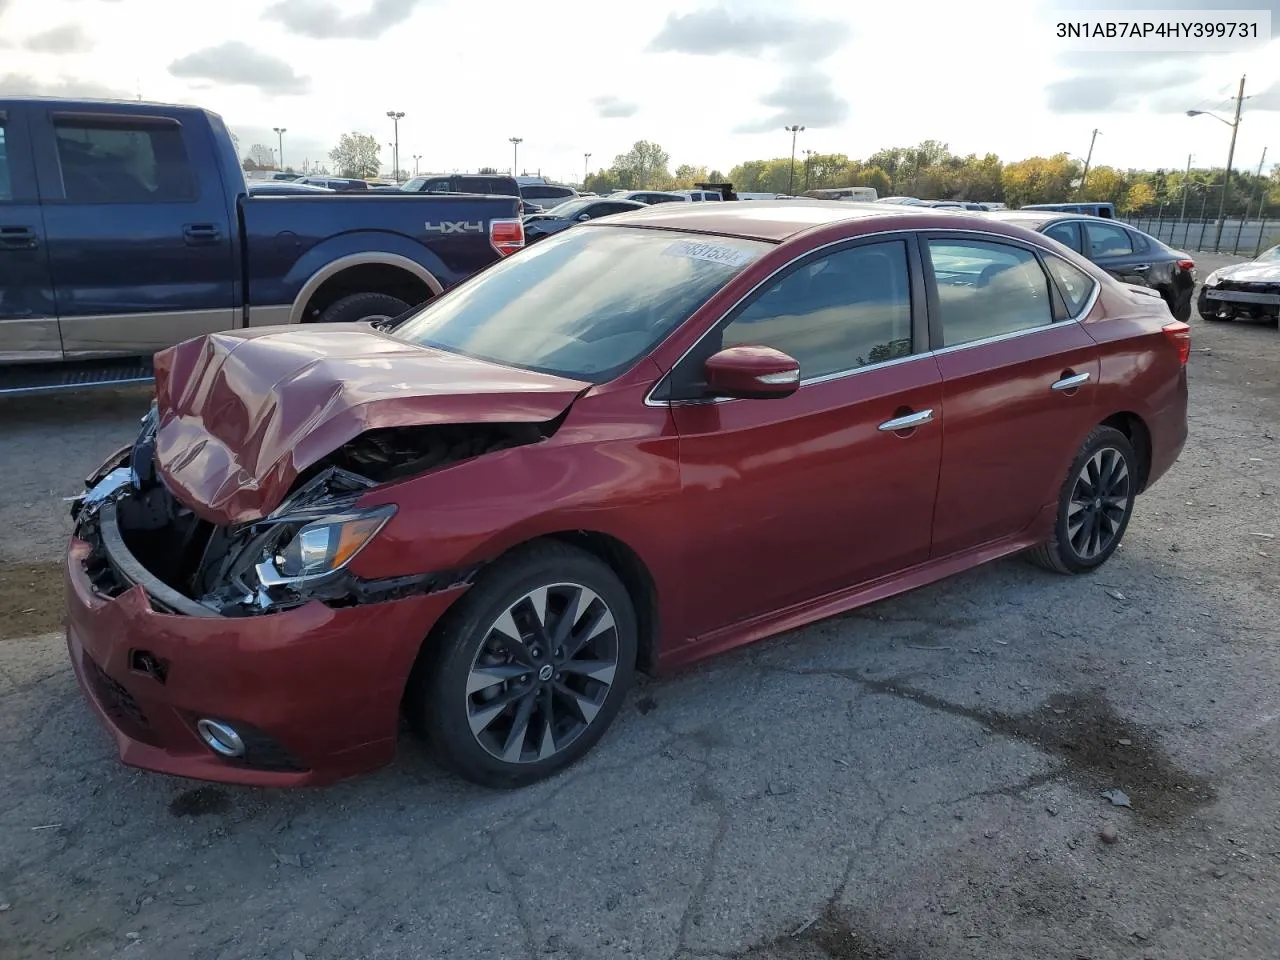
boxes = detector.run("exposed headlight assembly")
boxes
[255,505,395,587]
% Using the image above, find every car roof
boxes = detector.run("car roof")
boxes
[594,198,1003,242]
[983,210,1125,227]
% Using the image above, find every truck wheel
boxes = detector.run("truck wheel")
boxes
[316,292,412,324]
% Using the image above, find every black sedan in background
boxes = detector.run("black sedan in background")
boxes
[1198,244,1280,325]
[987,211,1196,321]
[522,197,646,243]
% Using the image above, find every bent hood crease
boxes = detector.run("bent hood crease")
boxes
[152,324,589,526]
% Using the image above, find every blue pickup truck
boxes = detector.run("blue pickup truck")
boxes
[0,98,525,394]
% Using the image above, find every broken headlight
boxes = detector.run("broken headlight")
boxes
[255,505,396,587]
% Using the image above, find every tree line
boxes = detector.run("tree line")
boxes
[585,139,1280,215]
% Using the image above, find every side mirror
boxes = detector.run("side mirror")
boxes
[577,213,591,221]
[704,345,800,400]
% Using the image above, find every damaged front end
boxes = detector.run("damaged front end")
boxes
[71,409,543,618]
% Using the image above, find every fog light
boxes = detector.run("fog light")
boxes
[196,718,245,758]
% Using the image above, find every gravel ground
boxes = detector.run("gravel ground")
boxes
[2,254,1278,960]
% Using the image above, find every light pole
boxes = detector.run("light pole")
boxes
[583,152,591,186]
[273,127,287,172]
[1079,128,1100,196]
[1178,153,1194,222]
[509,137,523,176]
[386,110,405,181]
[784,124,805,196]
[1187,73,1246,252]
[413,154,422,176]
[802,148,815,192]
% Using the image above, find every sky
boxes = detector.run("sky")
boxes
[0,0,1278,183]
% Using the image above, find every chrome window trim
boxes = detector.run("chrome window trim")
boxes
[644,226,1102,408]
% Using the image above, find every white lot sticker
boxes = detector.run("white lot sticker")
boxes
[663,239,756,268]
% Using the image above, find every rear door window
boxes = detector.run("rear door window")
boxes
[1042,221,1082,253]
[53,119,196,203]
[1084,222,1133,258]
[927,239,1054,347]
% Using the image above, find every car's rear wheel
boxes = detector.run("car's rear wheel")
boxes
[1028,425,1137,575]
[316,292,412,324]
[409,542,637,788]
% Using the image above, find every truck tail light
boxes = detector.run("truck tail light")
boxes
[1162,320,1190,365]
[489,218,525,257]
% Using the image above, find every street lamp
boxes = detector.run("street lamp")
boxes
[584,152,591,186]
[273,127,287,172]
[1187,74,1246,252]
[386,110,405,181]
[784,124,805,195]
[509,137,523,176]
[802,148,815,192]
[413,154,422,176]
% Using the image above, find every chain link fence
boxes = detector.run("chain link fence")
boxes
[1120,202,1278,257]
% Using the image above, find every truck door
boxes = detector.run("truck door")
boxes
[31,108,237,358]
[0,105,60,363]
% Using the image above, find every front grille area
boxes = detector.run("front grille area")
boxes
[1219,280,1280,296]
[82,652,151,739]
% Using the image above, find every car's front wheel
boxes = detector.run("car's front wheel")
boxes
[1028,425,1138,574]
[409,542,637,788]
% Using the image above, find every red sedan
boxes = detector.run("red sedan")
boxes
[65,202,1189,788]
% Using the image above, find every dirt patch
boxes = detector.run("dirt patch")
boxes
[0,561,65,640]
[743,905,925,959]
[169,786,232,817]
[856,680,1214,824]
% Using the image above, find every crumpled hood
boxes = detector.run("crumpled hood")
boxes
[152,324,589,526]
[1214,259,1280,283]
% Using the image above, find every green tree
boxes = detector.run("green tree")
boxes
[1001,153,1080,207]
[329,132,381,179]
[673,164,709,188]
[1122,182,1156,213]
[954,153,1004,202]
[1079,166,1127,205]
[584,170,620,194]
[607,141,671,190]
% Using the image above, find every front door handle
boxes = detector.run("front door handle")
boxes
[1051,372,1091,391]
[183,224,222,245]
[0,225,38,250]
[1130,264,1151,273]
[878,409,934,432]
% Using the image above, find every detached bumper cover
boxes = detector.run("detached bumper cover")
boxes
[65,536,466,786]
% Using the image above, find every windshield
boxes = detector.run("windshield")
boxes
[1258,244,1280,262]
[402,177,427,191]
[393,226,771,382]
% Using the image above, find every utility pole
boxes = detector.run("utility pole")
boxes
[1213,75,1244,253]
[386,111,405,181]
[1079,128,1100,196]
[1178,153,1193,222]
[273,127,287,172]
[509,137,522,176]
[583,152,591,186]
[785,124,804,195]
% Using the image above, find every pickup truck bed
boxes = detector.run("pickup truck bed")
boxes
[0,98,524,395]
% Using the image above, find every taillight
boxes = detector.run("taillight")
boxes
[1176,258,1195,271]
[489,218,524,257]
[1162,320,1190,365]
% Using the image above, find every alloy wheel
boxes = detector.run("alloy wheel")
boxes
[465,583,619,764]
[1066,446,1130,560]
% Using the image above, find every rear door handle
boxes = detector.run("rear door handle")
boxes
[183,223,222,245]
[1051,372,1091,391]
[1131,264,1150,272]
[0,225,38,250]
[878,409,934,432]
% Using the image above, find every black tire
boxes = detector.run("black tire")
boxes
[408,541,638,788]
[316,292,412,324]
[1028,425,1138,575]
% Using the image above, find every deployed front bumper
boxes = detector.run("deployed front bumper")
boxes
[65,519,466,787]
